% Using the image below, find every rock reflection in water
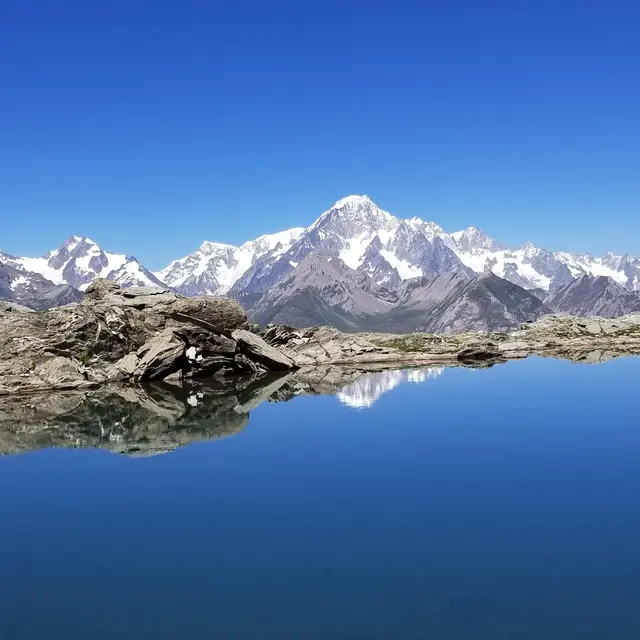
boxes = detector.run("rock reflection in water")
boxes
[0,372,293,457]
[0,365,444,455]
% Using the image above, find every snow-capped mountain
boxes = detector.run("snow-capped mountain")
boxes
[225,196,472,300]
[157,228,304,295]
[1,236,165,292]
[336,367,444,409]
[0,258,82,310]
[4,195,640,316]
[209,194,639,297]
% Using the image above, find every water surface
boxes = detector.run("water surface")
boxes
[0,357,639,639]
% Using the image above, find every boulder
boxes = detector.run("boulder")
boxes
[191,355,236,377]
[175,326,237,357]
[232,329,297,370]
[115,353,139,378]
[171,297,247,332]
[34,357,99,390]
[82,278,121,301]
[456,345,504,364]
[133,330,187,381]
[234,353,264,374]
[0,301,35,314]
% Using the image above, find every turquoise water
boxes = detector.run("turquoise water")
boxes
[1,357,639,638]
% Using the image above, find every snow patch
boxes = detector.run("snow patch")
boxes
[380,250,423,279]
[10,275,28,290]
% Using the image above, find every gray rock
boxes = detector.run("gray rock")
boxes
[175,326,237,357]
[0,281,293,394]
[121,286,171,297]
[232,329,297,370]
[171,296,247,331]
[133,330,187,381]
[83,278,121,301]
[457,345,504,364]
[0,300,35,313]
[34,356,99,391]
[192,355,237,377]
[234,353,263,373]
[115,352,139,377]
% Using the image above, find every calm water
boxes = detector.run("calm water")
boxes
[1,357,639,639]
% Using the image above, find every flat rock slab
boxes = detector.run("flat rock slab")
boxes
[134,330,186,381]
[232,329,297,370]
[0,301,35,314]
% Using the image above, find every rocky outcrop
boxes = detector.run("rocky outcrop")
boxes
[0,280,297,395]
[231,329,296,370]
[260,313,640,368]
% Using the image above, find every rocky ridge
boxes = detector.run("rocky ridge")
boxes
[261,313,640,367]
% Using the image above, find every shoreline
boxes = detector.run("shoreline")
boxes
[1,280,639,396]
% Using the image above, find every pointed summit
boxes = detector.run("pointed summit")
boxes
[311,195,397,234]
[332,194,373,208]
[453,227,505,252]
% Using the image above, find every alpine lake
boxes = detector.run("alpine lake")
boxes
[0,356,639,639]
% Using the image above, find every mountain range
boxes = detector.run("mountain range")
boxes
[2,195,640,331]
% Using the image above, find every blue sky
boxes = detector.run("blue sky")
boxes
[1,0,639,269]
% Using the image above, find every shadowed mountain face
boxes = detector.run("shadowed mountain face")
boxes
[248,256,551,334]
[0,260,83,310]
[249,255,396,331]
[545,275,640,318]
[418,270,553,334]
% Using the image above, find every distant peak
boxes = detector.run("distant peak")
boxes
[199,240,236,251]
[332,195,372,208]
[57,235,99,253]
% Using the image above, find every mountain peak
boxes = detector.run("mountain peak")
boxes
[332,195,373,208]
[59,235,98,250]
[453,227,505,252]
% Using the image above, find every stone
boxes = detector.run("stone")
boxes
[171,297,247,332]
[3,296,640,395]
[192,355,236,377]
[456,346,504,363]
[0,301,35,314]
[133,330,187,381]
[0,289,290,394]
[34,357,99,390]
[121,286,170,297]
[115,353,139,378]
[234,353,263,374]
[262,324,308,345]
[82,278,121,301]
[232,329,297,370]
[174,326,237,357]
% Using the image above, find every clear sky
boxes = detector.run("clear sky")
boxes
[2,0,639,269]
